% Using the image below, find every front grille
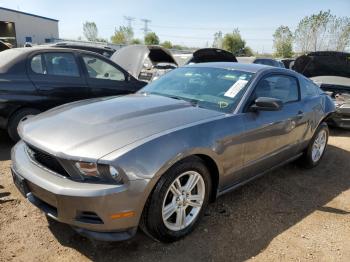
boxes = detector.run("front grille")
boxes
[26,145,70,177]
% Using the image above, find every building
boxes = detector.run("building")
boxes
[0,7,59,47]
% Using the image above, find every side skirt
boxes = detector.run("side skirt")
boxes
[217,153,303,197]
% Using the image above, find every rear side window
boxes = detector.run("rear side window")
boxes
[30,55,44,74]
[82,55,125,81]
[35,53,80,77]
[300,77,321,98]
[254,75,299,103]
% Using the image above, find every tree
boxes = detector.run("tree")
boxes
[242,46,254,56]
[83,21,98,41]
[161,41,173,49]
[293,10,350,53]
[222,29,246,55]
[212,31,223,48]
[273,25,293,58]
[144,32,160,45]
[111,26,134,44]
[328,16,350,51]
[131,38,142,44]
[294,10,333,53]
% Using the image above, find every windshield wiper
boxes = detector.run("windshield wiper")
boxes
[144,92,202,107]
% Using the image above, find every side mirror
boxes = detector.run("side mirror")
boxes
[250,97,283,111]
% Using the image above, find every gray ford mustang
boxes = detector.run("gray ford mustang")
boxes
[11,63,335,242]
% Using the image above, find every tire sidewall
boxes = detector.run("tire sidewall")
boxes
[8,108,40,141]
[306,124,329,167]
[146,157,211,242]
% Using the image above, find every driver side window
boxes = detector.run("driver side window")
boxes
[82,55,125,81]
[254,75,299,103]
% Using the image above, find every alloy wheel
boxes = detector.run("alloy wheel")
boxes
[162,171,205,231]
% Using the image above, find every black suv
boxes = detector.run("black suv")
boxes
[0,47,147,141]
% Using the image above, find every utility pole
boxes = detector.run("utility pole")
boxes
[124,16,135,30]
[141,19,151,37]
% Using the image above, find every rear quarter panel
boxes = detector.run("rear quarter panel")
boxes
[0,72,39,129]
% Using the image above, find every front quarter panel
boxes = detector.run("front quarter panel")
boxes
[99,114,247,196]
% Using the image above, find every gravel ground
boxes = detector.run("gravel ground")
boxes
[0,128,350,262]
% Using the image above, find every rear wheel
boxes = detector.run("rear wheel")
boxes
[299,123,329,168]
[7,108,40,142]
[141,156,211,242]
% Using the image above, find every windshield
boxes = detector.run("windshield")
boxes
[140,66,254,113]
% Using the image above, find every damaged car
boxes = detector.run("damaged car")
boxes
[294,51,350,129]
[12,63,334,243]
[110,45,178,82]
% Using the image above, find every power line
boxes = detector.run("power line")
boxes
[141,18,151,37]
[123,16,135,30]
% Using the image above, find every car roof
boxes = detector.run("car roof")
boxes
[185,62,276,73]
[54,43,115,50]
[8,46,106,56]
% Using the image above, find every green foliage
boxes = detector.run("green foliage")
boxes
[242,46,254,56]
[161,41,173,49]
[222,28,253,56]
[294,10,350,52]
[273,25,293,58]
[111,26,134,44]
[83,21,98,41]
[131,38,142,44]
[144,32,160,45]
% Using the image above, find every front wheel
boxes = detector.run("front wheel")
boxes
[299,123,329,168]
[141,157,211,242]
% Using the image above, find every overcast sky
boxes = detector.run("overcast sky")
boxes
[1,0,349,52]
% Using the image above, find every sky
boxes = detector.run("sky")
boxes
[1,0,349,53]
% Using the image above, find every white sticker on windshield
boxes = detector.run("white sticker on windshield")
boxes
[224,79,249,98]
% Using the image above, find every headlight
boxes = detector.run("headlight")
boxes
[74,162,123,183]
[75,162,100,178]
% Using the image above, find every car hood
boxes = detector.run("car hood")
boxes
[311,76,350,107]
[20,94,223,160]
[294,52,350,78]
[187,48,237,64]
[311,76,350,88]
[111,45,178,78]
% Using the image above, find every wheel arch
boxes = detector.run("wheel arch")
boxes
[141,151,222,214]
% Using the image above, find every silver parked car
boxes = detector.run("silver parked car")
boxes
[11,63,335,242]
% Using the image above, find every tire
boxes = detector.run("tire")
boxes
[299,123,329,169]
[141,156,212,242]
[7,108,41,142]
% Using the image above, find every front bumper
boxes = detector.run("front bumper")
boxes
[11,141,150,241]
[329,106,350,129]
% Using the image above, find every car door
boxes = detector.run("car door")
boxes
[239,73,308,180]
[80,54,140,97]
[27,51,89,109]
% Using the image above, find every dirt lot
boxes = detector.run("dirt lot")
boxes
[1,129,350,262]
